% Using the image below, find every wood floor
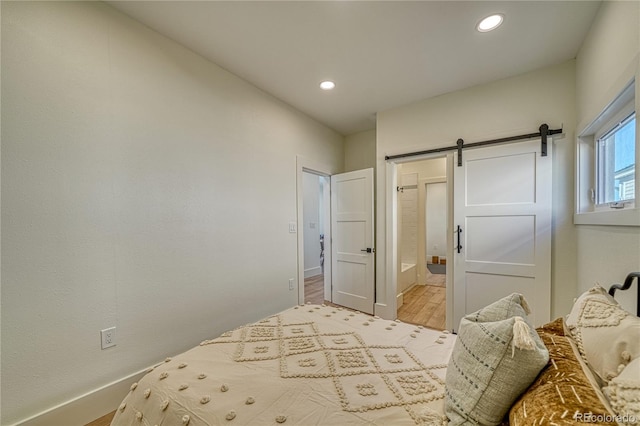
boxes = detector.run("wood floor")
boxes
[304,273,326,305]
[396,267,446,330]
[397,284,446,330]
[422,267,446,287]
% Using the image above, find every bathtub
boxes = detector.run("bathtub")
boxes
[399,262,417,294]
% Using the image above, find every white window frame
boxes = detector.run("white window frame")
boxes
[575,80,639,226]
[593,105,635,210]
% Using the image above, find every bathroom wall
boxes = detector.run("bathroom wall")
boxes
[426,182,447,262]
[398,171,419,267]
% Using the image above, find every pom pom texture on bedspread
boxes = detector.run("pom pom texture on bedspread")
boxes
[111,304,457,425]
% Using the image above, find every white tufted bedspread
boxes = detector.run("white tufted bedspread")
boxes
[111,304,456,425]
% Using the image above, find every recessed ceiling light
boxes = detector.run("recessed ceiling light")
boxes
[477,14,504,32]
[320,81,336,90]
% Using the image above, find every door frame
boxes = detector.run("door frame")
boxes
[296,156,334,305]
[386,154,455,330]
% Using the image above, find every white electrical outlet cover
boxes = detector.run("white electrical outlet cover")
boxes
[101,327,116,349]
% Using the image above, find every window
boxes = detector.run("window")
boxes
[575,80,638,226]
[595,112,635,207]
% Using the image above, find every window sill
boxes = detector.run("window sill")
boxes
[574,208,640,227]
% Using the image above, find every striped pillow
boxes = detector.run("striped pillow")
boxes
[445,293,549,425]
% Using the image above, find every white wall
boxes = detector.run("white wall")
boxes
[303,172,322,277]
[344,129,376,172]
[574,0,640,314]
[398,171,418,266]
[0,2,343,424]
[376,60,577,320]
[426,182,447,260]
[397,159,447,183]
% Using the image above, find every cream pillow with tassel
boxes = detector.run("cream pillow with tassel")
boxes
[565,284,640,385]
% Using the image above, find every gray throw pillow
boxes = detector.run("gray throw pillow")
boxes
[445,293,549,425]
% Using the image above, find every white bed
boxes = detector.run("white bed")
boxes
[111,304,456,425]
[111,276,640,426]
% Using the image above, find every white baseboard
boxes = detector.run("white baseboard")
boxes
[304,266,322,278]
[405,283,418,293]
[10,368,149,426]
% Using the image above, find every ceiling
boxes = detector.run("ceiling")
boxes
[108,1,601,136]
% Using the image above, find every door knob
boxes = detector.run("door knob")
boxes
[360,248,375,253]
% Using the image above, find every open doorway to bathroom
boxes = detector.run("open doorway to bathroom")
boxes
[396,158,447,330]
[303,172,330,305]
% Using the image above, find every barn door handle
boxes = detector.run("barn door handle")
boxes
[455,226,462,254]
[361,248,375,253]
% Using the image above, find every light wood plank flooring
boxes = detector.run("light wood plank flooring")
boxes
[423,267,446,287]
[397,284,446,330]
[304,274,326,305]
[397,267,446,330]
[304,274,345,309]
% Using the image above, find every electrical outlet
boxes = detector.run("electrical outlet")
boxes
[289,278,295,290]
[101,327,116,349]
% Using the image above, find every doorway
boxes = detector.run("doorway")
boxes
[296,158,375,313]
[296,156,333,307]
[388,137,552,332]
[302,171,329,305]
[395,157,449,330]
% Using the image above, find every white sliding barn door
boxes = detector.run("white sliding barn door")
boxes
[331,168,375,314]
[453,139,552,330]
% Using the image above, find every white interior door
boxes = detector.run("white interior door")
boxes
[453,139,552,330]
[331,168,375,314]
